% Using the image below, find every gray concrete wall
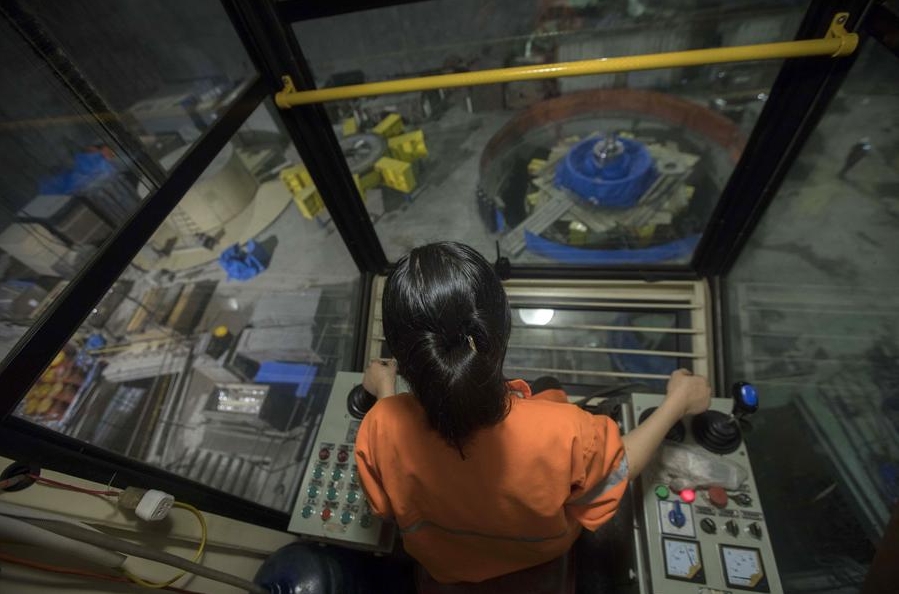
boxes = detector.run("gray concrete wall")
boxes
[293,0,539,83]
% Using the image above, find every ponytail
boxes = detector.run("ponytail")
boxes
[383,242,511,455]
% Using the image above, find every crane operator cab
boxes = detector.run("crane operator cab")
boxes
[281,277,784,594]
[1,2,894,594]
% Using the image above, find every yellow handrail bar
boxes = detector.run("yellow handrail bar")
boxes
[276,13,856,109]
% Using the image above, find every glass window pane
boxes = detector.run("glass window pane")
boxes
[506,308,695,392]
[0,17,155,362]
[13,100,363,513]
[29,0,255,169]
[293,0,807,265]
[723,41,897,589]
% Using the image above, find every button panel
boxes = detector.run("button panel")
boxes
[288,373,397,553]
[631,393,783,594]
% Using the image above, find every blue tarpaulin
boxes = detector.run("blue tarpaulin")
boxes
[39,152,116,195]
[218,240,271,281]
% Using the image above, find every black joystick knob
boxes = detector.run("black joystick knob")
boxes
[691,381,759,455]
[347,384,377,420]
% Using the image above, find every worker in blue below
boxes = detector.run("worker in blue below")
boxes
[354,242,712,585]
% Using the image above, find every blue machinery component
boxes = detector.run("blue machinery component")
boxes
[524,232,699,265]
[555,135,657,209]
[521,133,697,264]
[218,240,271,281]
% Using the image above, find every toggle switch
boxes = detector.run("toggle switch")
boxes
[668,501,687,528]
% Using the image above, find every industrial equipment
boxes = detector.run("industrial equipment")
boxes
[479,89,741,264]
[628,387,783,593]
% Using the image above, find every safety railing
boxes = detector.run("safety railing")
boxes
[276,13,857,108]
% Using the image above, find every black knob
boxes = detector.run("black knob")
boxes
[732,381,759,417]
[725,519,740,537]
[700,518,717,534]
[691,411,741,454]
[749,522,763,539]
[731,493,753,507]
[347,384,377,419]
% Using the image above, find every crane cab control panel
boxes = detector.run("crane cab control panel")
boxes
[627,385,783,594]
[287,371,396,552]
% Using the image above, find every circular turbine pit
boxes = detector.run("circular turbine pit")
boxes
[479,89,745,264]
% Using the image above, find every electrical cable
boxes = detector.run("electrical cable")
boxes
[27,473,120,497]
[122,501,207,590]
[25,518,268,594]
[0,551,205,594]
[15,474,262,593]
[0,475,26,491]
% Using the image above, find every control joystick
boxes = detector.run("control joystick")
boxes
[691,382,758,454]
[639,407,686,442]
[347,384,377,419]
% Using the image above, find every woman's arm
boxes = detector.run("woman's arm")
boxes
[622,370,711,479]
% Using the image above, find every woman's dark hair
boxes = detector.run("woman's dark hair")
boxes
[383,242,511,455]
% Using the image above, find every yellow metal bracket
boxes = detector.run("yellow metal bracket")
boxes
[826,12,857,57]
[275,12,858,109]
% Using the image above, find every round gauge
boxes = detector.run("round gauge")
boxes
[663,538,703,581]
[721,545,765,589]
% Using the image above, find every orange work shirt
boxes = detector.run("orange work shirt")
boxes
[354,379,629,583]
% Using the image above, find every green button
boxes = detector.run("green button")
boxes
[332,468,343,481]
[359,514,372,528]
[340,511,354,525]
[346,490,359,503]
[307,485,319,498]
[312,466,324,479]
[326,487,339,501]
[301,505,314,519]
[654,485,670,500]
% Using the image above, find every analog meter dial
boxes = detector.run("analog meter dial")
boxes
[663,538,704,582]
[721,545,768,591]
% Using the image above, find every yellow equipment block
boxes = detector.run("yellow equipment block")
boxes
[281,165,325,219]
[373,113,404,137]
[357,169,382,192]
[280,164,314,191]
[388,130,428,162]
[568,221,588,246]
[375,157,416,193]
[292,185,325,220]
[341,117,358,136]
[527,158,547,176]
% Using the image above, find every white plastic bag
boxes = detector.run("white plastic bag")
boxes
[655,442,748,491]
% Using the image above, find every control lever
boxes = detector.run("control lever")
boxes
[732,381,759,430]
[691,382,759,454]
[347,384,378,420]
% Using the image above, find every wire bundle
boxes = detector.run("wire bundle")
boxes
[1,473,213,592]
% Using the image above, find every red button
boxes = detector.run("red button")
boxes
[318,448,330,461]
[321,507,332,521]
[679,488,696,503]
[709,486,728,508]
[337,450,349,463]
